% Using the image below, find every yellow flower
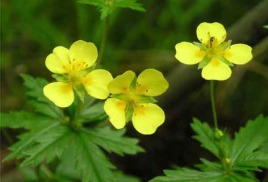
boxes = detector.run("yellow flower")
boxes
[104,69,169,135]
[43,40,113,107]
[175,22,253,80]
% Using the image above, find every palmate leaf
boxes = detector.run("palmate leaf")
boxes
[150,164,258,182]
[234,151,268,172]
[230,115,268,167]
[151,116,268,182]
[71,127,143,182]
[111,171,141,182]
[80,101,108,124]
[4,120,143,182]
[190,118,220,157]
[150,168,224,182]
[3,120,61,162]
[115,0,145,11]
[195,158,222,171]
[20,124,72,166]
[73,131,115,182]
[84,126,144,156]
[0,111,51,129]
[57,140,141,182]
[78,0,145,19]
[21,74,63,119]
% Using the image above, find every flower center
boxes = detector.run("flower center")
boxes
[64,58,89,82]
[206,37,221,57]
[125,90,139,104]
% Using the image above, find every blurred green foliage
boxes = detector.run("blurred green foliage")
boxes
[1,0,262,111]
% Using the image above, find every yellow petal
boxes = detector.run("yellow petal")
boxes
[132,103,165,135]
[43,82,74,107]
[175,42,205,65]
[45,46,70,74]
[69,40,98,68]
[136,69,169,96]
[224,44,253,65]
[201,58,232,81]
[83,69,113,99]
[108,71,135,94]
[104,98,127,129]
[197,22,226,45]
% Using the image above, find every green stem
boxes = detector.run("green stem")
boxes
[210,80,218,129]
[97,18,109,64]
[69,98,83,131]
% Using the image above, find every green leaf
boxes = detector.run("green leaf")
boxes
[19,166,39,181]
[79,101,108,124]
[111,171,141,182]
[151,116,268,182]
[230,115,268,165]
[263,25,268,29]
[190,118,220,157]
[21,124,72,166]
[195,158,222,171]
[0,111,50,129]
[233,151,268,172]
[57,142,141,182]
[73,131,114,182]
[115,0,145,12]
[78,0,102,6]
[223,173,257,182]
[84,126,144,156]
[3,120,59,162]
[78,0,145,20]
[21,74,63,119]
[150,168,224,182]
[56,146,81,180]
[150,167,258,182]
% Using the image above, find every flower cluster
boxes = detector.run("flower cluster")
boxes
[44,41,168,134]
[175,22,253,80]
[44,22,253,134]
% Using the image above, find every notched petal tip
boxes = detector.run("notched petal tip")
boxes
[197,22,226,45]
[104,98,127,129]
[136,69,169,96]
[224,44,253,65]
[108,70,136,94]
[132,103,165,135]
[43,82,74,107]
[45,46,70,74]
[69,40,98,68]
[201,59,232,81]
[175,42,204,65]
[83,69,113,99]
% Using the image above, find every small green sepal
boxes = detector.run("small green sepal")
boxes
[198,56,212,69]
[125,104,134,123]
[73,83,86,102]
[138,95,157,103]
[193,41,206,51]
[218,40,232,51]
[52,74,69,82]
[217,56,234,67]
